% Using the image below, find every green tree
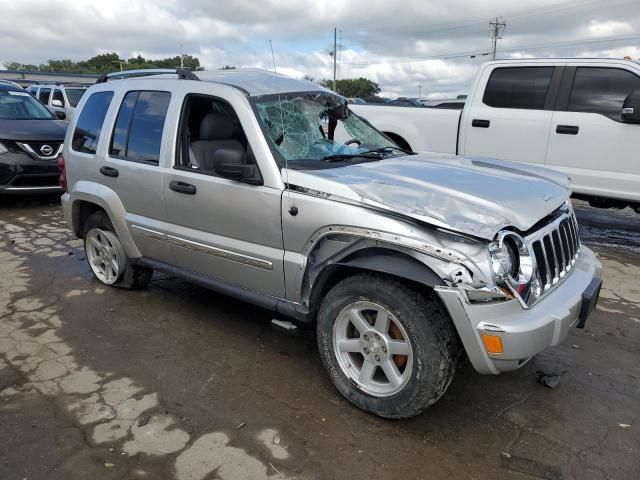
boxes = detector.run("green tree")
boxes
[320,77,381,98]
[3,53,203,74]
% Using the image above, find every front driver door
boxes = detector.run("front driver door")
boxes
[163,92,285,298]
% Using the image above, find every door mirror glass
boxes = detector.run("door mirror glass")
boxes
[213,149,257,182]
[622,90,640,123]
[51,99,63,108]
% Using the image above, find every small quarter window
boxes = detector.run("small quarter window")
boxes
[483,67,554,110]
[71,91,114,154]
[109,91,171,164]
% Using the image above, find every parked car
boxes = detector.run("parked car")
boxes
[60,68,602,419]
[419,98,466,109]
[26,84,88,120]
[0,83,66,194]
[0,80,25,90]
[388,97,424,107]
[346,97,366,104]
[351,58,640,212]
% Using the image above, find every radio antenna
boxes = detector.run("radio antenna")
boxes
[269,40,288,186]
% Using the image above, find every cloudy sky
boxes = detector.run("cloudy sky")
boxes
[1,0,639,97]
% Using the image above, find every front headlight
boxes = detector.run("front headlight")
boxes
[0,142,8,155]
[489,231,538,306]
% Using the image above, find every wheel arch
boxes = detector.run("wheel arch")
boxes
[68,182,141,258]
[382,131,412,152]
[306,247,444,319]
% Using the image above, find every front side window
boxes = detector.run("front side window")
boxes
[483,67,554,110]
[52,89,65,107]
[253,91,401,169]
[568,67,640,121]
[109,91,171,164]
[71,91,114,154]
[39,88,51,104]
[0,90,54,120]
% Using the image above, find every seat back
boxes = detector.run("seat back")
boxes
[190,113,245,171]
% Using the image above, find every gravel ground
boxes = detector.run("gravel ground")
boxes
[1,195,638,480]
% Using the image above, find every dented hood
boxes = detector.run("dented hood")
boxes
[283,152,571,240]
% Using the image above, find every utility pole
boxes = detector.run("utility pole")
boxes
[489,17,506,60]
[180,44,185,69]
[418,84,422,99]
[332,27,337,92]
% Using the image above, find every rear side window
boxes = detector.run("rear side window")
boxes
[71,91,114,154]
[52,89,65,106]
[39,88,51,104]
[483,67,554,110]
[108,91,171,164]
[568,67,640,121]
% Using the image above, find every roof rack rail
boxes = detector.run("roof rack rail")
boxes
[95,68,200,84]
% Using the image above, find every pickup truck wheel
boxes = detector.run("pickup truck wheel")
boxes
[83,211,152,289]
[316,273,459,419]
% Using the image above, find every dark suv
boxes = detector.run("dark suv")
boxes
[0,82,66,194]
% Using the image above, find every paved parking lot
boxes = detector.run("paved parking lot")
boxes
[1,196,639,480]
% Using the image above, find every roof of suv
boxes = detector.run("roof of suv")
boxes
[103,68,329,97]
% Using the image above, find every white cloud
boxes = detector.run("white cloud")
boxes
[1,0,639,97]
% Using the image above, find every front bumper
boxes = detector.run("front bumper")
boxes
[0,151,62,194]
[436,247,602,374]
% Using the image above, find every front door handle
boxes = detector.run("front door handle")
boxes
[556,125,579,135]
[472,119,490,128]
[169,180,197,195]
[99,166,119,177]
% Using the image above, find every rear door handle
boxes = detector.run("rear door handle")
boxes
[556,125,579,135]
[169,180,197,195]
[99,166,119,177]
[472,119,490,128]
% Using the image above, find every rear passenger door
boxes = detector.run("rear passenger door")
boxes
[546,65,640,200]
[99,89,173,262]
[462,65,561,164]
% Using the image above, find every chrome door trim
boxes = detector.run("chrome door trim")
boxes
[130,224,274,271]
[130,224,165,241]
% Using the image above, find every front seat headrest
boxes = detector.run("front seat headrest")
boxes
[199,113,236,141]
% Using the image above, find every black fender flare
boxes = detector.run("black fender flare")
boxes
[338,250,442,288]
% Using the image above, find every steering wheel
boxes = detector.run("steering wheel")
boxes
[344,138,361,146]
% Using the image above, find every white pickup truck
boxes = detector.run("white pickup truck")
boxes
[351,58,640,212]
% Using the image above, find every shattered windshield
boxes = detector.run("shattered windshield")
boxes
[253,91,404,167]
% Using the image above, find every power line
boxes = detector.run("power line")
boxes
[340,0,630,52]
[341,33,640,67]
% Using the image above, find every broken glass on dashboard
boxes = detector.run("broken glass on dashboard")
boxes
[253,91,402,167]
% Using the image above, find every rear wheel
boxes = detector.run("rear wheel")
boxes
[316,273,459,419]
[83,211,152,289]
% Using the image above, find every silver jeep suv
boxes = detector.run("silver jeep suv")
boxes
[61,68,602,418]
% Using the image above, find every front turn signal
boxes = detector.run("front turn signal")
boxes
[481,334,503,354]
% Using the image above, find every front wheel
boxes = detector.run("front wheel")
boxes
[316,273,459,419]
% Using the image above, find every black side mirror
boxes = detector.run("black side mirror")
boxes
[54,110,66,120]
[213,149,259,184]
[622,90,640,123]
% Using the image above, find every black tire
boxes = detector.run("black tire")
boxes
[316,273,459,419]
[82,211,152,289]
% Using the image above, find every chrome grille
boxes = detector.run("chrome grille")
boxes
[529,211,580,292]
